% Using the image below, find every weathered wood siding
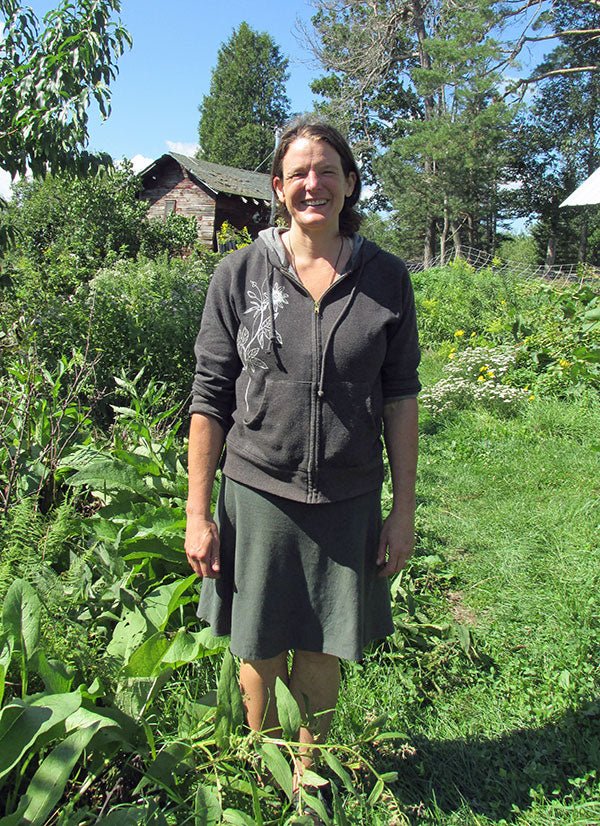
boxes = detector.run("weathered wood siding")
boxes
[141,158,215,246]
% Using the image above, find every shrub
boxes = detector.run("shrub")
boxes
[88,251,219,417]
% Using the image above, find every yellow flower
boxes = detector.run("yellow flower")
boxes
[528,394,535,401]
[487,370,495,378]
[470,332,476,338]
[454,329,465,337]
[559,359,571,368]
[448,352,456,359]
[477,375,486,382]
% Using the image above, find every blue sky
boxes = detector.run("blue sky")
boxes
[26,0,321,167]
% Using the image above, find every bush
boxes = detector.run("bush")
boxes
[88,252,219,416]
[411,259,524,347]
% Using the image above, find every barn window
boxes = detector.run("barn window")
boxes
[164,199,176,217]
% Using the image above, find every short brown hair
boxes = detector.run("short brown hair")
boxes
[271,115,362,236]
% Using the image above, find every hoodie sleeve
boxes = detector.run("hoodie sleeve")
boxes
[381,262,421,400]
[189,260,241,431]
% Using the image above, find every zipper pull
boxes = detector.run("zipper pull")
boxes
[314,300,320,315]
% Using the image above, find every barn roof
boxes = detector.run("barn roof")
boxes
[140,152,273,202]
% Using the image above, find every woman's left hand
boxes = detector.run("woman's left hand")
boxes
[376,509,415,576]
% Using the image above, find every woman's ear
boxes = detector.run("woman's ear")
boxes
[345,171,357,198]
[272,177,286,204]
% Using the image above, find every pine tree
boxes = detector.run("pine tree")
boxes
[197,22,290,171]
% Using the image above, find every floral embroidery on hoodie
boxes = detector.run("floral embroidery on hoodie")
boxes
[237,278,289,410]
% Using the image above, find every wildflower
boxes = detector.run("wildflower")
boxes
[487,370,495,378]
[559,359,571,368]
[448,352,456,359]
[454,329,465,337]
[470,332,476,338]
[477,375,486,382]
[528,394,535,401]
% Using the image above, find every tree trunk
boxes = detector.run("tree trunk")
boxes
[423,218,436,268]
[440,197,449,264]
[545,235,557,268]
[579,212,588,263]
[451,220,462,258]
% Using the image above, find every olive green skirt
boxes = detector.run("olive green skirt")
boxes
[197,476,394,661]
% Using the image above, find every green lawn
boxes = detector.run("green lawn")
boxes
[334,357,600,825]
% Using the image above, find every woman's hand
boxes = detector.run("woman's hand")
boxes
[185,515,221,578]
[376,509,415,577]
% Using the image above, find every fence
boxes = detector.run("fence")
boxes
[405,245,600,286]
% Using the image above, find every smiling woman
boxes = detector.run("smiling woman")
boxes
[185,116,421,818]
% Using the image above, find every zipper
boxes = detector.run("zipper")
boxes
[279,265,355,503]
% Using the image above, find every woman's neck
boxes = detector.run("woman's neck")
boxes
[286,226,342,262]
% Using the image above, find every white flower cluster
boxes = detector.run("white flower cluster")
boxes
[422,346,529,416]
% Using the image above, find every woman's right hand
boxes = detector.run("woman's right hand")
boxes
[185,515,221,578]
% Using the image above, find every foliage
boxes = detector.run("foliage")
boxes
[496,233,539,266]
[504,0,600,266]
[87,253,216,415]
[0,0,131,178]
[197,21,290,171]
[216,220,253,252]
[2,164,197,275]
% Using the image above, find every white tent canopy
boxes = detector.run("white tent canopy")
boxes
[560,167,600,207]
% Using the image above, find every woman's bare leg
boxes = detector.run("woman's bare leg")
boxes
[239,652,289,733]
[289,650,341,783]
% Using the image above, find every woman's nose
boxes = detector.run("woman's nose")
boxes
[305,169,320,189]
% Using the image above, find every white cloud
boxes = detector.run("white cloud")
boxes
[129,154,153,173]
[165,140,198,157]
[0,169,13,201]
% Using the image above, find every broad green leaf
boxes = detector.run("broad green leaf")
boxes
[301,770,328,787]
[13,723,101,826]
[321,749,356,795]
[32,651,73,694]
[0,691,81,779]
[259,742,293,802]
[379,771,398,783]
[194,784,222,826]
[300,791,330,824]
[366,777,384,806]
[116,670,171,719]
[143,574,197,632]
[223,809,257,826]
[275,677,302,741]
[0,635,13,705]
[2,579,41,662]
[106,608,149,664]
[121,634,171,679]
[215,649,244,747]
[144,741,194,788]
[66,458,156,499]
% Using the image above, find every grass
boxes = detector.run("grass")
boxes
[331,355,600,825]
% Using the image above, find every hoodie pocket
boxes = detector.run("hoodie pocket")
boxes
[320,381,381,467]
[239,378,312,469]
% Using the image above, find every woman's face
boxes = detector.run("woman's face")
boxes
[273,137,357,235]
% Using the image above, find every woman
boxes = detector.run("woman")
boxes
[185,116,420,785]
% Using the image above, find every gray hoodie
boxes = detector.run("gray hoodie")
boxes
[190,229,420,504]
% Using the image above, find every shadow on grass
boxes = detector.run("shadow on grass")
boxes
[381,699,600,822]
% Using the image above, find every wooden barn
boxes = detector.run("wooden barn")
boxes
[139,152,272,249]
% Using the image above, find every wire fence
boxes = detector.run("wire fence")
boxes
[405,245,600,287]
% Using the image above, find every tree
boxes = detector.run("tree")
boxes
[507,0,600,265]
[197,22,290,171]
[308,0,512,264]
[0,0,131,179]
